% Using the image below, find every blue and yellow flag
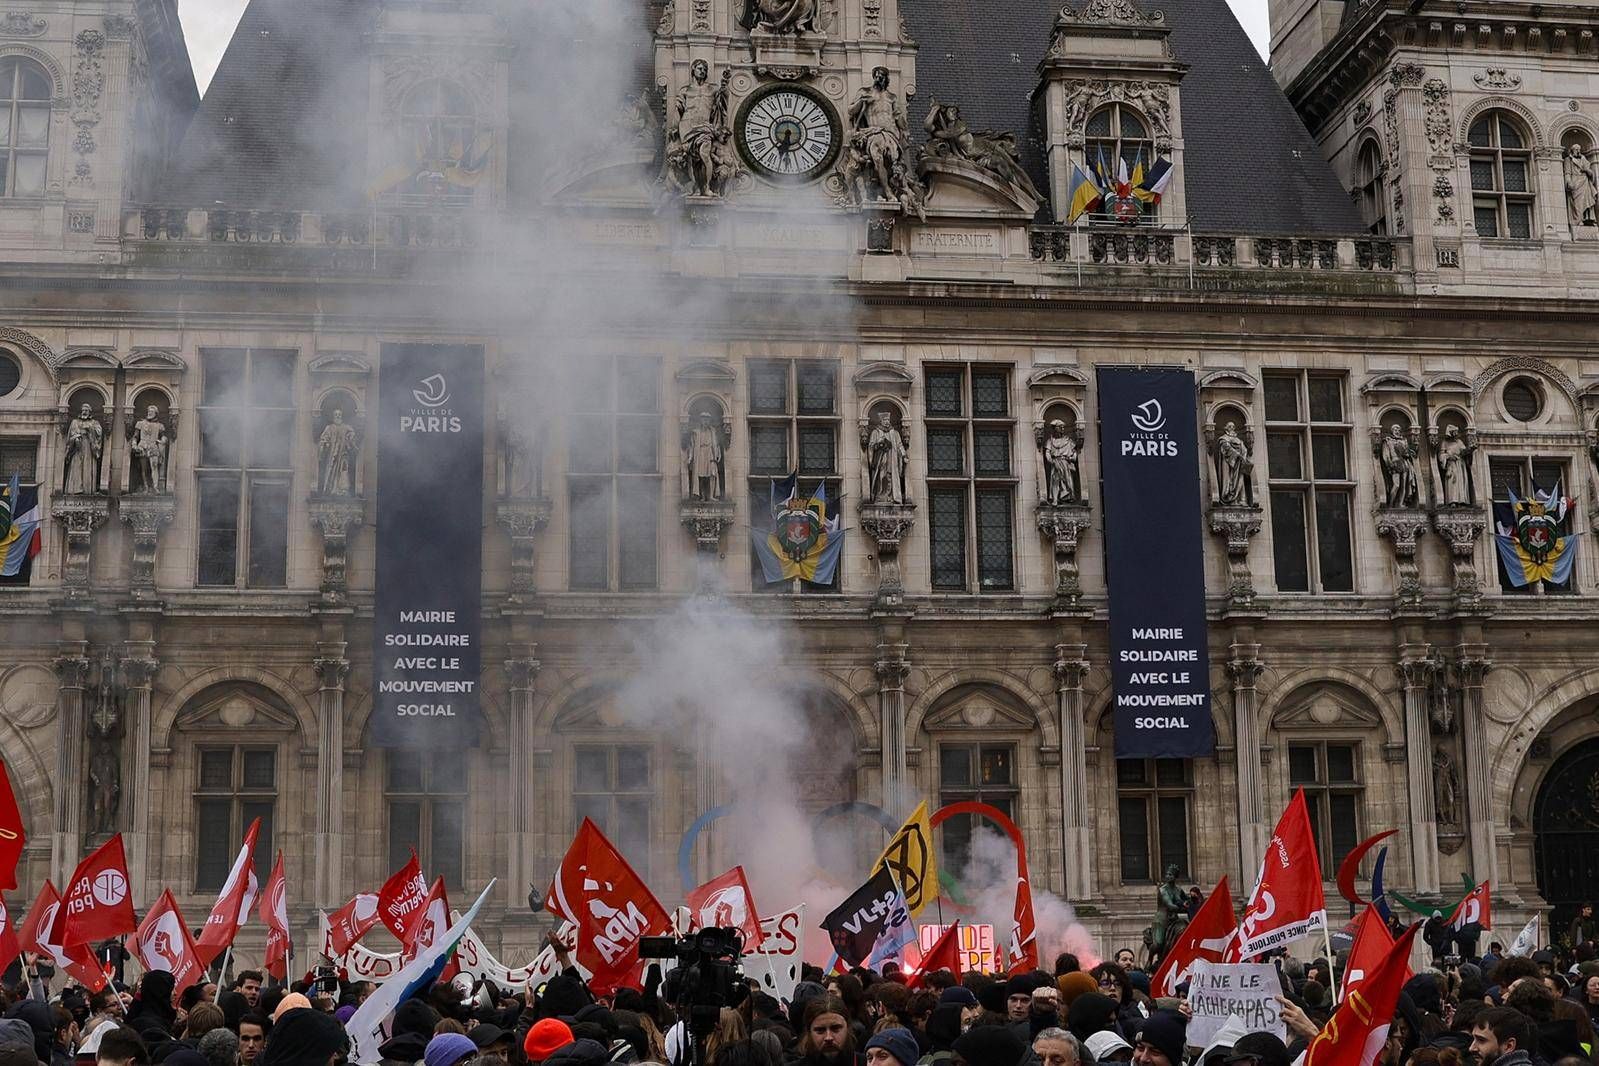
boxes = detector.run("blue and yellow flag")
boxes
[1495,484,1580,587]
[1066,163,1103,223]
[752,475,845,585]
[0,475,42,578]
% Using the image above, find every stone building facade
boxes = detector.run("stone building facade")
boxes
[1,0,1598,967]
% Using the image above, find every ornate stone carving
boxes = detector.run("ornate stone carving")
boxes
[739,0,820,33]
[1564,144,1598,230]
[923,99,1043,203]
[1431,507,1488,610]
[1209,505,1264,609]
[1388,62,1425,87]
[1036,419,1081,505]
[495,497,553,601]
[126,404,171,494]
[1352,100,1372,126]
[657,0,676,34]
[1375,507,1430,608]
[860,501,917,608]
[1208,420,1255,506]
[61,402,105,495]
[862,0,883,37]
[1055,0,1165,24]
[313,656,351,688]
[308,497,365,601]
[1375,424,1420,507]
[70,30,104,185]
[102,14,136,41]
[665,61,740,200]
[1059,80,1173,152]
[1,12,47,36]
[862,409,909,505]
[119,494,176,591]
[85,650,121,836]
[315,407,360,497]
[679,498,735,555]
[1473,67,1521,90]
[1037,501,1093,610]
[1433,744,1464,851]
[1429,424,1476,506]
[50,494,108,590]
[691,0,711,31]
[1423,79,1452,160]
[379,53,494,116]
[840,68,926,218]
[865,214,897,252]
[682,412,725,501]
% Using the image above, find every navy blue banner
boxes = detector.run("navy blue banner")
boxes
[373,344,485,748]
[1096,367,1214,759]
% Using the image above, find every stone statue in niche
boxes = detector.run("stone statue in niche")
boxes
[62,403,104,495]
[666,61,738,199]
[1435,424,1475,506]
[739,0,819,33]
[1041,419,1080,505]
[1378,424,1419,507]
[1214,421,1253,506]
[129,405,170,494]
[317,408,359,497]
[863,409,909,504]
[498,415,543,499]
[86,653,122,837]
[682,412,725,500]
[1564,144,1598,228]
[1433,746,1461,828]
[842,68,926,219]
[923,99,1042,202]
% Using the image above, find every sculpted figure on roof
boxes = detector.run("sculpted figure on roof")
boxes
[739,0,819,33]
[665,60,739,199]
[923,98,1042,202]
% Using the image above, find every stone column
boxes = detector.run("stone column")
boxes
[1053,646,1093,901]
[875,644,911,820]
[1228,645,1267,884]
[119,650,159,894]
[1398,648,1441,892]
[51,644,91,882]
[312,648,350,909]
[1454,645,1496,885]
[505,649,541,901]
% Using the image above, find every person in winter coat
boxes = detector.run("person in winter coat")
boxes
[1469,1007,1534,1066]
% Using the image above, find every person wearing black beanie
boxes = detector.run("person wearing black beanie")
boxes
[1129,1010,1187,1066]
[257,1010,348,1066]
[1066,994,1120,1045]
[952,1025,1027,1066]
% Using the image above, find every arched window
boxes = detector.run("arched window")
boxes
[1086,104,1151,189]
[0,57,51,198]
[1469,111,1534,238]
[398,80,479,200]
[1355,140,1387,235]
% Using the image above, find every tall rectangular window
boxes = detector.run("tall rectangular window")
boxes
[196,349,296,587]
[747,360,841,592]
[1115,759,1192,882]
[573,745,651,875]
[386,748,466,889]
[0,438,38,587]
[1264,372,1354,593]
[937,743,1017,870]
[1288,741,1362,872]
[566,356,661,591]
[925,366,1015,591]
[1491,456,1573,595]
[195,746,276,892]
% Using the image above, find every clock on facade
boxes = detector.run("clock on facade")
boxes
[735,84,842,182]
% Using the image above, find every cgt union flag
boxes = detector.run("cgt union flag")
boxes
[544,818,670,994]
[50,834,136,947]
[686,867,764,950]
[1304,923,1420,1066]
[1235,789,1326,959]
[1151,876,1236,997]
[134,889,206,1003]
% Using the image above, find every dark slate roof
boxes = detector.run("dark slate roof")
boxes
[902,0,1365,233]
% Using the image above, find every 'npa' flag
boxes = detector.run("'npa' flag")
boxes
[195,817,261,966]
[686,867,764,950]
[1304,923,1420,1066]
[133,889,206,1004]
[51,834,136,947]
[1342,904,1403,999]
[378,850,430,940]
[1235,789,1326,959]
[329,893,380,957]
[0,475,41,579]
[1449,880,1492,932]
[19,882,106,991]
[820,866,913,969]
[872,801,939,918]
[259,851,291,979]
[545,818,670,994]
[1151,876,1236,997]
[0,760,25,891]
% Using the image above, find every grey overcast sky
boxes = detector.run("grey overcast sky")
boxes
[177,0,1271,96]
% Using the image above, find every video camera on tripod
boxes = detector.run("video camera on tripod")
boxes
[639,927,747,1066]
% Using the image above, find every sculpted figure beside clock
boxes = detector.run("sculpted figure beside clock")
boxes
[666,60,739,199]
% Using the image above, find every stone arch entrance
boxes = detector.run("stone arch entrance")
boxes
[1534,737,1599,937]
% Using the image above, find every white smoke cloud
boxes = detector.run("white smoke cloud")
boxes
[960,827,1100,971]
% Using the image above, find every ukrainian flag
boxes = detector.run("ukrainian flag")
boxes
[1066,162,1103,223]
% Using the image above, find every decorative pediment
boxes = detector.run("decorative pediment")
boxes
[1028,365,1087,388]
[1198,369,1258,390]
[552,683,629,732]
[125,348,185,370]
[59,347,118,370]
[676,359,737,386]
[1424,372,1472,392]
[1273,686,1382,730]
[918,157,1042,219]
[924,694,1036,732]
[174,683,298,733]
[853,361,915,398]
[1360,372,1421,395]
[310,352,371,376]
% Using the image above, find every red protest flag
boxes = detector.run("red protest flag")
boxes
[908,923,962,989]
[258,851,291,980]
[1006,850,1039,973]
[545,818,670,994]
[50,834,136,947]
[686,866,764,950]
[401,877,458,981]
[19,882,106,992]
[1152,876,1237,996]
[1304,923,1420,1066]
[195,817,261,966]
[1449,881,1492,933]
[1342,903,1402,999]
[328,892,380,957]
[1236,789,1327,959]
[377,849,429,940]
[133,889,206,1005]
[0,762,26,892]
[0,894,21,975]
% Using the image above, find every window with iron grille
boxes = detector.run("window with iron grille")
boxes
[1264,372,1354,593]
[925,366,1015,591]
[747,360,840,592]
[1491,456,1572,595]
[1116,759,1192,882]
[937,744,1017,871]
[1288,742,1362,872]
[195,746,276,892]
[566,356,661,591]
[574,745,652,877]
[0,439,36,482]
[387,748,466,889]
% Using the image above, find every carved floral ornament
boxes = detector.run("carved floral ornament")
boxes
[1053,0,1165,27]
[1061,80,1173,149]
[1475,67,1522,90]
[0,12,47,37]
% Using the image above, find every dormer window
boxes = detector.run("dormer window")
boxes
[1355,139,1387,235]
[1086,104,1150,187]
[0,57,51,198]
[392,80,485,203]
[1470,112,1534,238]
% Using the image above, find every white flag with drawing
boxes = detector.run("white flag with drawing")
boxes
[1508,914,1539,957]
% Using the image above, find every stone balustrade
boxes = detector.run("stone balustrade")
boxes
[1029,224,1408,274]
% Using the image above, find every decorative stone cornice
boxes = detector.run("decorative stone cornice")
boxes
[50,494,109,591]
[1053,0,1165,28]
[679,498,735,554]
[1208,504,1264,610]
[1431,506,1488,612]
[1036,501,1093,613]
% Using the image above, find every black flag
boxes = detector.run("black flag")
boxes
[819,866,910,967]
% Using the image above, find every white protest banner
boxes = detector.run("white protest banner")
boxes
[1185,961,1286,1047]
[917,923,997,974]
[748,904,804,1003]
[321,911,584,988]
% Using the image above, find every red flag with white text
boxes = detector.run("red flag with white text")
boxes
[909,922,961,989]
[133,889,205,1004]
[1152,876,1237,997]
[1342,904,1402,999]
[545,818,670,994]
[1303,923,1419,1066]
[50,834,136,947]
[1235,790,1327,959]
[0,762,26,892]
[1449,881,1492,932]
[402,876,458,980]
[378,850,429,940]
[258,851,291,979]
[686,867,764,950]
[0,894,20,975]
[328,892,380,956]
[195,817,261,966]
[1006,851,1038,972]
[19,882,106,992]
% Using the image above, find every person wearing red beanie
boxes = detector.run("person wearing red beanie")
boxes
[524,1019,575,1064]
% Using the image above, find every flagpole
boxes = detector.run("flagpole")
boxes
[1322,920,1340,1004]
[219,944,233,989]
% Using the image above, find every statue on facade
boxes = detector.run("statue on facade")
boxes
[1435,424,1474,506]
[499,415,543,499]
[317,408,359,497]
[682,412,725,501]
[1145,864,1190,967]
[86,653,122,837]
[1041,419,1079,505]
[738,0,819,33]
[842,68,926,219]
[1433,747,1461,828]
[1379,424,1419,507]
[129,405,170,494]
[62,403,104,495]
[923,99,1042,202]
[1564,144,1598,228]
[1215,421,1253,506]
[863,409,909,505]
[665,61,738,199]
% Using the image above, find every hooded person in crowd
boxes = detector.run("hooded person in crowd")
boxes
[256,1009,347,1066]
[1066,994,1121,1046]
[951,1024,1027,1066]
[1128,1011,1187,1066]
[127,974,178,1040]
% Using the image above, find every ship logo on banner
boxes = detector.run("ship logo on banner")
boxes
[1496,484,1580,587]
[752,472,845,585]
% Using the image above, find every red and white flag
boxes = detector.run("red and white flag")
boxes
[1152,876,1236,997]
[1006,851,1038,972]
[0,762,26,892]
[1304,923,1419,1066]
[195,817,261,966]
[908,923,961,989]
[545,818,670,994]
[1235,789,1327,959]
[686,867,764,950]
[378,850,429,940]
[0,894,21,974]
[50,834,136,948]
[328,892,380,956]
[401,877,458,980]
[259,851,291,979]
[1449,881,1492,932]
[1342,904,1402,998]
[19,882,106,991]
[133,889,205,1003]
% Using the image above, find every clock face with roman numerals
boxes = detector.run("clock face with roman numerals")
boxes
[735,85,842,183]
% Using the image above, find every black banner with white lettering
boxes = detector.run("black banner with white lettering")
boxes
[1096,366,1214,759]
[373,344,485,748]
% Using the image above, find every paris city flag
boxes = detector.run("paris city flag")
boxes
[133,889,205,1003]
[1235,789,1326,959]
[1304,923,1420,1066]
[1151,875,1236,997]
[259,851,291,979]
[195,817,260,966]
[50,833,136,947]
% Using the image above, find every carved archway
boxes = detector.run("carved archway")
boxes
[1533,738,1599,937]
